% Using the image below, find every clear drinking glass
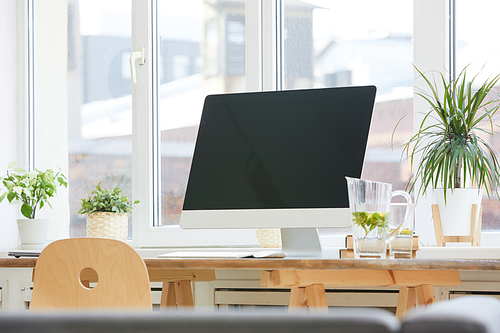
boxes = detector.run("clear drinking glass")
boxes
[389,203,414,259]
[346,177,412,258]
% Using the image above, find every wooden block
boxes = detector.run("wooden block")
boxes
[260,270,280,287]
[395,287,416,319]
[148,269,215,282]
[261,270,395,288]
[174,280,194,307]
[346,235,419,250]
[340,249,417,259]
[442,236,472,243]
[160,282,177,310]
[416,284,436,305]
[305,284,329,312]
[471,205,482,246]
[288,286,308,309]
[432,204,446,247]
[392,270,461,287]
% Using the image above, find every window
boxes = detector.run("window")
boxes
[157,0,247,227]
[35,0,134,239]
[456,0,500,231]
[27,0,500,248]
[281,0,413,236]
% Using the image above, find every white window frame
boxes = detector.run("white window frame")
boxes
[132,0,263,247]
[412,0,451,246]
[22,0,500,248]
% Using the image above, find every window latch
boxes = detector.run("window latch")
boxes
[129,47,145,84]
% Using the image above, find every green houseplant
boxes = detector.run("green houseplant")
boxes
[0,161,67,248]
[397,65,500,238]
[79,182,139,241]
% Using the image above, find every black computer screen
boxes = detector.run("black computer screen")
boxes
[183,86,376,210]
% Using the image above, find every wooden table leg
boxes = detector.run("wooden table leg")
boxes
[416,284,436,306]
[305,284,328,312]
[174,280,194,307]
[160,282,177,310]
[289,286,308,310]
[396,286,417,319]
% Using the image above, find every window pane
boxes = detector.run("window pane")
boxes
[67,1,132,236]
[282,0,413,234]
[457,0,500,231]
[158,0,246,226]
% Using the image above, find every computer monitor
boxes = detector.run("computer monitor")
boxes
[180,86,376,257]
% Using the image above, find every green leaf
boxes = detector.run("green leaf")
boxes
[78,183,139,215]
[7,192,16,203]
[21,204,32,219]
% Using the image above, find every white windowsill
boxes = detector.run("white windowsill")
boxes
[2,245,499,260]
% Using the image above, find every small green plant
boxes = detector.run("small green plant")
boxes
[0,161,67,219]
[78,182,139,215]
[352,211,388,238]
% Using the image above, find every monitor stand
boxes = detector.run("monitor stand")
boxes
[281,228,322,258]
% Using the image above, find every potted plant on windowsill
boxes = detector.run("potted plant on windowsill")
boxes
[396,65,500,241]
[79,182,139,242]
[0,161,67,249]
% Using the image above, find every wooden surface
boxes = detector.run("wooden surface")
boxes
[260,269,460,288]
[30,238,152,310]
[2,258,500,271]
[261,269,395,288]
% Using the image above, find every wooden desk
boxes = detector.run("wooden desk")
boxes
[2,258,499,318]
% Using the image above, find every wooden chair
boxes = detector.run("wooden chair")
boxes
[30,237,152,311]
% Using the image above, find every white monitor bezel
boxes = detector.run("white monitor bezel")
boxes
[180,207,351,229]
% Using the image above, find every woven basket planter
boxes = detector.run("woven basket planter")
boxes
[86,212,128,241]
[255,228,282,248]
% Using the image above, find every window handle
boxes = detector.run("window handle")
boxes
[129,47,145,84]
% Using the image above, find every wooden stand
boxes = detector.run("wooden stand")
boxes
[431,204,482,247]
[260,269,461,318]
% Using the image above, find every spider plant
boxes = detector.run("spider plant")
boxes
[399,65,500,202]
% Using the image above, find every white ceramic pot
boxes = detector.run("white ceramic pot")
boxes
[17,218,50,249]
[433,188,482,236]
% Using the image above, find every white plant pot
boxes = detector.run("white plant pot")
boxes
[17,219,50,249]
[433,188,482,236]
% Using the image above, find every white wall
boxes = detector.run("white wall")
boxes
[0,0,21,249]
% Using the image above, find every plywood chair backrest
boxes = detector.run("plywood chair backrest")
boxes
[30,237,152,311]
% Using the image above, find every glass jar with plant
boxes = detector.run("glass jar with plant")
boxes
[0,161,67,248]
[79,182,139,241]
[396,65,500,238]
